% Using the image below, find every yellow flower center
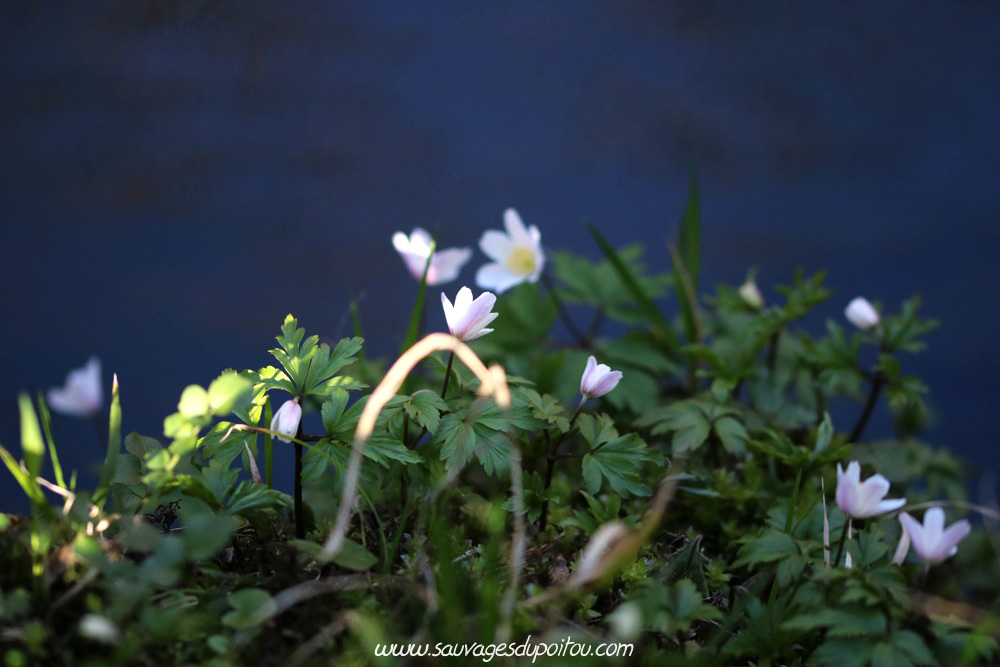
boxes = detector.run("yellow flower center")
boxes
[505,246,537,276]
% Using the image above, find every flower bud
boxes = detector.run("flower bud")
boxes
[580,356,623,399]
[845,297,880,330]
[270,398,302,443]
[738,278,764,310]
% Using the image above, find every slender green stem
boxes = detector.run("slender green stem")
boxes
[849,374,885,443]
[264,398,274,489]
[541,271,586,345]
[770,468,804,603]
[834,518,851,569]
[294,420,305,540]
[538,398,586,531]
[766,329,782,373]
[441,350,456,400]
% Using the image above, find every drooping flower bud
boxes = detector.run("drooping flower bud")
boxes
[845,297,880,330]
[738,277,764,310]
[270,398,302,443]
[580,356,623,399]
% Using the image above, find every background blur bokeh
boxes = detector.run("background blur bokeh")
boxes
[2,1,999,512]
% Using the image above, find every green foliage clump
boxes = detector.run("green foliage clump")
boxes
[2,183,998,665]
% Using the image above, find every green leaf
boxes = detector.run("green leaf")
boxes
[734,529,799,568]
[124,432,162,460]
[207,372,251,415]
[402,390,448,433]
[17,394,44,478]
[713,416,748,455]
[581,433,653,497]
[222,589,278,629]
[363,434,423,468]
[178,384,209,419]
[330,538,378,571]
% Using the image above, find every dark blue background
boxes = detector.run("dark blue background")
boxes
[2,2,998,512]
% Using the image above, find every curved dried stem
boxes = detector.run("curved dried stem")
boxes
[321,333,510,561]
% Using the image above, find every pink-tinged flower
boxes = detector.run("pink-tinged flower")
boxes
[270,398,302,443]
[580,356,623,399]
[898,508,971,566]
[46,357,103,417]
[392,227,472,285]
[845,297,880,330]
[835,461,906,519]
[441,286,498,341]
[475,208,544,294]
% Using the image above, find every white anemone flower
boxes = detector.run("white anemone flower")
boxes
[835,461,906,519]
[392,227,471,285]
[898,508,972,566]
[475,208,544,294]
[47,357,103,417]
[580,356,623,399]
[441,286,498,341]
[270,398,302,443]
[845,297,880,330]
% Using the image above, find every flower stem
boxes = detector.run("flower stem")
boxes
[848,373,885,443]
[834,518,851,569]
[440,350,456,400]
[766,329,782,373]
[538,398,586,531]
[294,421,305,539]
[541,272,587,346]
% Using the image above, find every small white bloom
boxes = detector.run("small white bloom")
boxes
[392,227,471,285]
[845,297,880,330]
[580,356,623,399]
[46,357,103,417]
[270,398,302,443]
[898,508,971,566]
[441,286,498,341]
[79,614,120,643]
[738,277,764,310]
[475,208,545,294]
[835,461,906,519]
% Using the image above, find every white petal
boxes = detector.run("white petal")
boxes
[392,231,412,254]
[503,208,533,246]
[479,230,514,262]
[476,262,523,294]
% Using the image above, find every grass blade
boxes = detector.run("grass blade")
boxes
[18,393,45,478]
[93,373,121,507]
[36,392,66,489]
[588,224,681,355]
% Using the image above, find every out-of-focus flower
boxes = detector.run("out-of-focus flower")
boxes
[79,614,120,644]
[392,227,471,285]
[441,286,498,341]
[580,356,623,399]
[738,277,764,310]
[46,357,103,417]
[476,208,544,294]
[835,461,906,519]
[898,507,971,566]
[845,297,880,330]
[270,398,302,443]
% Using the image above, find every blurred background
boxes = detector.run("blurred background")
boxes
[2,1,998,512]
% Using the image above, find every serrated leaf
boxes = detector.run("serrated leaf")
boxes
[581,433,652,497]
[207,372,251,415]
[713,416,748,455]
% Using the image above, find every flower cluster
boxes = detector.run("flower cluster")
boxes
[392,208,543,294]
[835,460,971,569]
